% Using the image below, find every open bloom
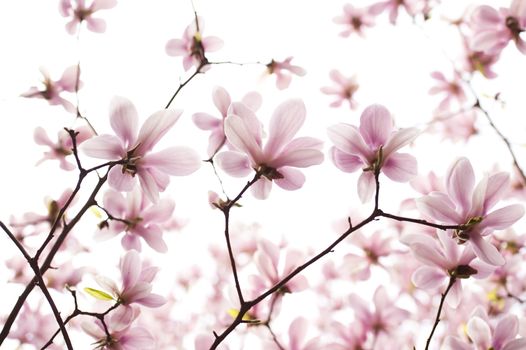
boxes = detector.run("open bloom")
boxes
[165,16,223,71]
[266,57,306,90]
[469,0,526,56]
[59,0,117,34]
[403,230,494,307]
[34,125,93,170]
[216,99,324,199]
[333,4,376,37]
[429,71,468,112]
[21,66,80,113]
[97,187,175,253]
[83,318,154,350]
[81,96,201,203]
[321,70,360,109]
[417,158,524,265]
[192,86,262,158]
[328,104,419,202]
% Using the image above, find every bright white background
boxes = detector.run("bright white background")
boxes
[0,0,525,348]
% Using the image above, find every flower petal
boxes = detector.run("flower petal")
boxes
[251,177,272,200]
[382,127,420,159]
[110,96,139,148]
[469,231,505,266]
[81,135,124,160]
[141,147,201,176]
[135,109,183,155]
[357,171,375,203]
[224,115,262,163]
[216,151,252,177]
[274,167,305,190]
[382,152,417,182]
[331,147,363,173]
[445,157,474,214]
[212,86,231,117]
[327,123,371,161]
[108,166,136,192]
[264,99,306,157]
[359,104,393,148]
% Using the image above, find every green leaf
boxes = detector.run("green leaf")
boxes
[84,287,114,301]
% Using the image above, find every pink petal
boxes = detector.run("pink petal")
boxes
[411,266,446,289]
[136,293,166,308]
[274,167,305,190]
[81,134,124,159]
[359,104,393,148]
[357,171,375,203]
[135,225,168,253]
[122,234,142,251]
[289,317,308,349]
[58,65,79,91]
[227,102,263,144]
[446,279,462,308]
[110,306,134,332]
[34,127,54,147]
[255,251,278,282]
[86,17,106,33]
[382,127,420,159]
[103,189,126,215]
[216,151,252,177]
[467,316,492,349]
[470,231,505,266]
[108,166,136,192]
[446,157,474,213]
[285,137,323,152]
[207,130,226,157]
[479,204,524,232]
[264,99,306,157]
[251,177,272,200]
[241,92,262,111]
[119,327,155,349]
[410,242,448,269]
[192,113,221,130]
[443,336,472,350]
[212,86,231,117]
[503,339,526,350]
[202,36,224,52]
[382,152,417,182]
[142,199,175,224]
[471,31,508,54]
[276,73,292,90]
[91,0,117,11]
[224,115,263,163]
[271,148,324,168]
[141,147,201,176]
[110,96,139,148]
[135,109,183,155]
[493,315,518,349]
[331,147,363,173]
[165,39,187,56]
[327,123,371,161]
[472,5,502,24]
[483,172,510,213]
[138,169,163,203]
[416,193,462,223]
[121,250,141,291]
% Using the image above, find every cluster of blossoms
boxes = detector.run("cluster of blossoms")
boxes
[5,0,526,350]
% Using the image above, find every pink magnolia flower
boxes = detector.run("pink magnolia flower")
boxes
[97,187,174,253]
[469,0,526,56]
[325,320,367,350]
[165,16,224,71]
[249,239,308,295]
[444,306,526,350]
[416,158,525,266]
[266,57,306,90]
[59,0,117,35]
[333,4,376,37]
[341,231,393,280]
[321,70,360,109]
[327,104,419,202]
[34,125,93,170]
[21,65,80,113]
[429,71,468,112]
[80,96,201,203]
[403,230,494,307]
[9,304,62,349]
[216,99,324,199]
[432,110,478,143]
[192,86,262,158]
[278,317,321,350]
[370,0,421,24]
[82,318,155,350]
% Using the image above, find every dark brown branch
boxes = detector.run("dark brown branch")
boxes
[165,62,206,109]
[425,277,456,350]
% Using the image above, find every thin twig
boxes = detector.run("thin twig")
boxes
[425,277,456,350]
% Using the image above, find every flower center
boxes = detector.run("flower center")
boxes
[257,164,283,180]
[122,149,141,176]
[453,216,483,243]
[505,16,523,38]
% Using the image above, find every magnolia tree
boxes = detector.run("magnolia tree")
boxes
[2,0,526,349]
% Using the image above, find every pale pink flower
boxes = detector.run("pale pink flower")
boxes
[321,70,360,109]
[333,4,376,37]
[266,57,306,90]
[370,0,422,24]
[417,157,525,266]
[433,110,478,143]
[280,317,321,350]
[192,86,262,158]
[325,320,367,350]
[9,304,61,349]
[250,239,308,294]
[59,0,117,35]
[80,96,201,203]
[97,187,175,253]
[82,318,155,350]
[444,306,526,350]
[216,99,324,199]
[165,16,224,71]
[327,104,419,202]
[34,125,93,170]
[429,71,468,112]
[403,230,494,307]
[21,65,80,113]
[469,0,526,56]
[342,231,392,280]
[460,33,501,79]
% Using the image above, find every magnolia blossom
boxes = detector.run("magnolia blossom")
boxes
[321,70,360,109]
[342,231,392,280]
[8,304,61,349]
[266,57,306,90]
[21,65,80,113]
[276,317,320,350]
[417,158,524,266]
[444,307,526,350]
[370,0,421,24]
[82,318,155,350]
[165,16,223,71]
[216,99,324,199]
[192,86,262,157]
[433,110,478,143]
[59,0,117,35]
[333,4,376,37]
[403,230,494,307]
[81,96,201,203]
[34,125,93,170]
[429,71,468,112]
[469,0,526,56]
[97,187,175,253]
[328,104,419,202]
